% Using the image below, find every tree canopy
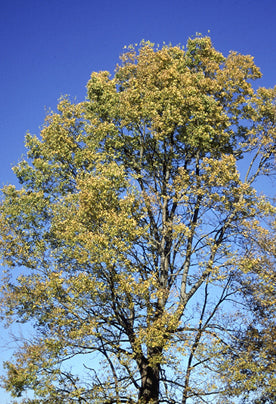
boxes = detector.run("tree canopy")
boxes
[0,36,275,404]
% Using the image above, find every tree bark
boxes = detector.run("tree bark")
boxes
[138,359,160,404]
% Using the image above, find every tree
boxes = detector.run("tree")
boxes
[0,36,275,404]
[219,217,276,404]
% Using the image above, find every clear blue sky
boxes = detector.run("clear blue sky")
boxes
[0,0,275,401]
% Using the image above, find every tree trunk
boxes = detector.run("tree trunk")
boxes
[138,360,160,404]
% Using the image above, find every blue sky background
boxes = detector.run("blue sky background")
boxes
[0,0,275,402]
